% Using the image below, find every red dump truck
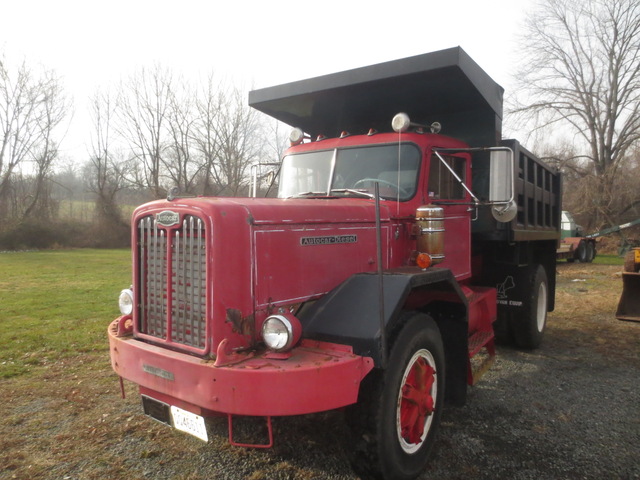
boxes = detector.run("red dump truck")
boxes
[109,47,561,480]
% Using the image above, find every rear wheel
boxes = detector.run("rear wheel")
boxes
[585,241,595,263]
[576,240,587,262]
[513,265,548,349]
[347,313,444,480]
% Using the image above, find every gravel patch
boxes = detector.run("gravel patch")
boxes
[425,344,639,479]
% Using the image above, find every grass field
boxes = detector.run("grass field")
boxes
[0,249,131,379]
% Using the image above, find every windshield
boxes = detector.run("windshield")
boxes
[278,144,421,200]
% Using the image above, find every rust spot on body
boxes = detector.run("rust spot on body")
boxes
[226,308,255,336]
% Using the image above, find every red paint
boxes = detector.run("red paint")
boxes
[110,319,374,416]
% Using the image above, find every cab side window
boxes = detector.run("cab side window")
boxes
[427,154,466,200]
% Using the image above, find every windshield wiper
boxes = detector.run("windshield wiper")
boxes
[330,189,375,199]
[289,189,375,199]
[289,191,328,198]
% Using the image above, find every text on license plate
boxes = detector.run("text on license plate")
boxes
[170,405,208,442]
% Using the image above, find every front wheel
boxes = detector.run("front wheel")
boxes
[347,313,445,480]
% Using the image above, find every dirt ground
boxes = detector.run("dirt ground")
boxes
[2,262,639,480]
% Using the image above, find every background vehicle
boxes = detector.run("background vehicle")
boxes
[557,211,597,262]
[109,47,561,480]
[557,211,640,262]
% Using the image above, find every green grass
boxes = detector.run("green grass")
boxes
[0,249,131,378]
[592,254,624,265]
[558,254,625,266]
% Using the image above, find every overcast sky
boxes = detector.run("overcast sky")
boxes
[1,0,534,162]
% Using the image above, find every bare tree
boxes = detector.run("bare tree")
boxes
[0,55,68,223]
[0,57,31,216]
[212,84,261,196]
[193,74,222,196]
[191,79,261,196]
[512,0,640,227]
[118,64,172,198]
[114,67,265,199]
[87,89,129,226]
[22,71,69,220]
[165,80,202,194]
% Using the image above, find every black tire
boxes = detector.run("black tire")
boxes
[347,313,445,480]
[512,265,548,349]
[575,240,587,263]
[585,241,595,263]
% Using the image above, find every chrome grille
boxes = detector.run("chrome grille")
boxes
[137,214,207,350]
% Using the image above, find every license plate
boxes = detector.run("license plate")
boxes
[170,405,208,442]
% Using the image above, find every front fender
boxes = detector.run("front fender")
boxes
[299,267,467,366]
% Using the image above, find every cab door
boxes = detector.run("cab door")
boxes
[425,152,472,280]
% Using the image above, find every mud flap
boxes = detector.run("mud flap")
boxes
[616,272,640,322]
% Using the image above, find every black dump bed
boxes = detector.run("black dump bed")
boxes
[249,47,504,147]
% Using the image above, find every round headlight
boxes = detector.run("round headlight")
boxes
[262,313,302,352]
[118,288,134,315]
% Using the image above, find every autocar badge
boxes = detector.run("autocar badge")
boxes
[156,210,180,227]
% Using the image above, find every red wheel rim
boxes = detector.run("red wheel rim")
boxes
[396,349,437,453]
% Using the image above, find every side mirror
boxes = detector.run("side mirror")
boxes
[265,170,275,187]
[489,148,516,222]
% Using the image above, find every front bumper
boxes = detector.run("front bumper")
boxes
[108,317,374,416]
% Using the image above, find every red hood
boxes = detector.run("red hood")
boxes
[135,196,392,226]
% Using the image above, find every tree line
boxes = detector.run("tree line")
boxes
[85,66,287,232]
[0,60,286,248]
[1,0,638,249]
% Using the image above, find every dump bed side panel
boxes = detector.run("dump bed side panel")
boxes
[472,139,561,243]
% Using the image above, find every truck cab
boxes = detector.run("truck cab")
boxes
[278,130,473,279]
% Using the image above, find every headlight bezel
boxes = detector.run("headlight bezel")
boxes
[118,287,134,315]
[261,313,302,352]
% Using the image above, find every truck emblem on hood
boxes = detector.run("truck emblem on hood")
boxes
[156,210,180,227]
[300,235,357,246]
